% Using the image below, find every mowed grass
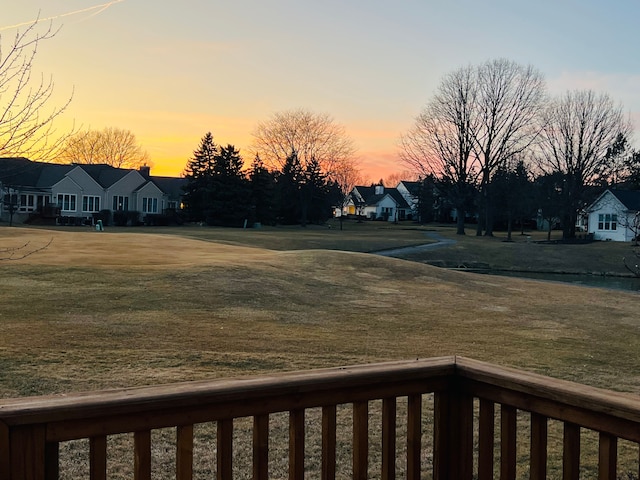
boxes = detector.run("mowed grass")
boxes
[1,223,639,400]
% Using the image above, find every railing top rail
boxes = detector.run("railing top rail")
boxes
[0,356,456,427]
[456,356,640,424]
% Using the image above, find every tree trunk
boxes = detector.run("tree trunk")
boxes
[456,211,466,235]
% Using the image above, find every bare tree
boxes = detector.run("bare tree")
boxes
[0,19,73,159]
[61,127,150,168]
[538,90,632,239]
[472,59,546,236]
[400,65,480,234]
[251,108,357,185]
[0,238,52,260]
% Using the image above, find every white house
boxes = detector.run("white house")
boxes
[586,189,640,242]
[343,184,412,221]
[0,158,185,225]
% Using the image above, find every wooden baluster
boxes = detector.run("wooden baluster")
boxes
[322,405,337,480]
[381,397,396,480]
[217,419,233,480]
[45,442,59,480]
[563,422,580,480]
[89,436,107,480]
[253,414,269,480]
[406,394,421,480]
[598,433,617,480]
[134,430,151,480]
[456,393,473,480]
[433,392,450,480]
[353,401,369,480]
[478,400,494,480]
[289,409,305,480]
[176,425,193,480]
[530,413,547,480]
[500,405,517,480]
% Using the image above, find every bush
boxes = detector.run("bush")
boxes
[94,210,112,226]
[113,210,128,226]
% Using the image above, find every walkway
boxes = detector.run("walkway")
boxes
[373,231,457,257]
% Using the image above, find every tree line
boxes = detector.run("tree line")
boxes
[182,130,344,227]
[401,58,635,240]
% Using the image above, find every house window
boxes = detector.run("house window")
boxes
[19,194,36,212]
[112,195,129,211]
[82,196,101,213]
[142,197,158,213]
[3,193,17,211]
[598,213,617,231]
[57,194,77,212]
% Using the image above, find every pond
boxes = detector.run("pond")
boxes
[482,271,640,292]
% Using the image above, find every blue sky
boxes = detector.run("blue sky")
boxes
[5,0,639,180]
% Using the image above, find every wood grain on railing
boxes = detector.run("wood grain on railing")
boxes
[3,356,640,479]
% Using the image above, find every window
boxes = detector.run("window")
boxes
[142,197,158,213]
[57,194,77,211]
[112,195,129,211]
[82,196,101,213]
[3,193,17,211]
[598,213,617,231]
[19,194,35,212]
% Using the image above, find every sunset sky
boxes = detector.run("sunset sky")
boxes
[5,1,640,182]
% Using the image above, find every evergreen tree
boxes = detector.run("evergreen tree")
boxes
[491,160,534,240]
[207,144,250,227]
[276,150,303,224]
[301,156,328,225]
[182,132,217,222]
[249,154,276,225]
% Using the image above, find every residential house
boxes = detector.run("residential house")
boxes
[585,189,640,241]
[0,158,185,225]
[343,184,412,221]
[396,180,420,220]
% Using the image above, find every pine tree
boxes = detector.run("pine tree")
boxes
[276,150,303,224]
[207,144,251,226]
[301,156,329,225]
[249,154,276,225]
[182,132,217,222]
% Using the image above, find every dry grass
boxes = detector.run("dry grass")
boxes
[2,224,640,478]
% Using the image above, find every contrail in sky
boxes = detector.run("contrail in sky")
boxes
[0,0,126,32]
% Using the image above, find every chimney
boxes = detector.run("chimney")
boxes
[139,165,150,178]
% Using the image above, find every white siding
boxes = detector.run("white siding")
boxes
[587,191,635,242]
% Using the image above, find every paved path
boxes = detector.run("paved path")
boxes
[373,232,457,257]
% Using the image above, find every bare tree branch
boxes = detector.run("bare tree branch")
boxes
[251,108,358,187]
[0,17,74,160]
[0,237,52,260]
[60,127,150,168]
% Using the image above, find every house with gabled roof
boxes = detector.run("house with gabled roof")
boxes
[0,158,185,225]
[585,189,640,241]
[344,184,412,221]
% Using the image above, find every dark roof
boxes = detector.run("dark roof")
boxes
[77,164,132,188]
[610,189,640,211]
[36,163,75,187]
[350,185,411,209]
[0,158,184,195]
[151,176,187,198]
[398,180,421,195]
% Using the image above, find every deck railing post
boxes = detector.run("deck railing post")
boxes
[434,381,473,480]
[5,424,47,480]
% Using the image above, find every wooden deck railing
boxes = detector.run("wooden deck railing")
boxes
[2,356,640,479]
